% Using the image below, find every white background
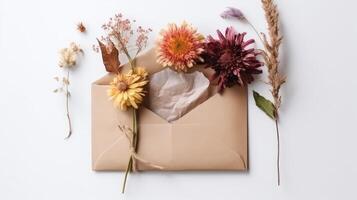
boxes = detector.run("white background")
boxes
[0,0,356,199]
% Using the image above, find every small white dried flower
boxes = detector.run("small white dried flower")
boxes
[55,42,83,139]
[58,42,82,68]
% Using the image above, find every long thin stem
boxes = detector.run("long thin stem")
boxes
[114,32,135,69]
[121,157,133,193]
[133,109,138,151]
[245,17,282,186]
[121,109,139,193]
[116,31,138,193]
[65,70,72,139]
[246,19,265,47]
[275,119,280,186]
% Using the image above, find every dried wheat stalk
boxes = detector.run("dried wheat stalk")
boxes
[261,0,286,111]
[261,0,286,186]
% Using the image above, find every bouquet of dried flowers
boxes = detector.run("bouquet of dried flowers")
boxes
[221,0,286,185]
[94,13,152,193]
[87,2,284,192]
[54,42,83,139]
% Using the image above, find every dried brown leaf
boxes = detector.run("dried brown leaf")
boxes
[97,39,121,73]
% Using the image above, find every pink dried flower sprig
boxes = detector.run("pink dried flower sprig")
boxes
[101,14,132,48]
[96,13,152,59]
[136,26,152,54]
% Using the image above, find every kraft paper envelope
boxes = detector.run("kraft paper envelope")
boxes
[92,48,248,171]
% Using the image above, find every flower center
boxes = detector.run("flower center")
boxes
[116,81,128,92]
[169,37,191,55]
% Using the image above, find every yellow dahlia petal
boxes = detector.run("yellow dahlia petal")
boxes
[120,102,126,111]
[133,67,149,78]
[132,92,143,100]
[129,97,138,109]
[129,81,148,89]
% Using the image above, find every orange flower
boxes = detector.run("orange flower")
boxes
[157,22,204,72]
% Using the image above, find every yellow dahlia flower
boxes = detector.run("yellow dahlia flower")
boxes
[157,22,204,72]
[108,67,149,110]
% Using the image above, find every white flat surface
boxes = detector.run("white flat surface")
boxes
[0,0,356,199]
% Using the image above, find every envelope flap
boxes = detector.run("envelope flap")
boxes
[93,73,116,85]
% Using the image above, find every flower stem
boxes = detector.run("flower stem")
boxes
[115,32,135,69]
[121,156,133,193]
[134,109,139,150]
[117,30,138,193]
[121,109,138,193]
[275,118,280,186]
[65,70,72,139]
[246,17,282,186]
[246,19,265,47]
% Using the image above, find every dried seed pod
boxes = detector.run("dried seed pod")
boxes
[77,22,86,33]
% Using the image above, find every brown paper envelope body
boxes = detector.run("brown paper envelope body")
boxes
[92,48,248,171]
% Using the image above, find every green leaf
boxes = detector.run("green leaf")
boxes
[253,91,276,120]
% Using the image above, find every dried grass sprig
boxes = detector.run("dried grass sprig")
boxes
[258,0,286,186]
[261,0,286,110]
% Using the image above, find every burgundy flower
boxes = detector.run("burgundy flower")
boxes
[203,27,263,92]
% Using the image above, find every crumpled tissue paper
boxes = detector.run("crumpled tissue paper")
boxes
[146,68,210,122]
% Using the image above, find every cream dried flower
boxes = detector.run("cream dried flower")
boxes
[58,42,83,68]
[55,42,83,139]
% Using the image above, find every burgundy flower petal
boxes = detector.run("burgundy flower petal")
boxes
[242,39,255,48]
[225,26,236,42]
[216,30,226,43]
